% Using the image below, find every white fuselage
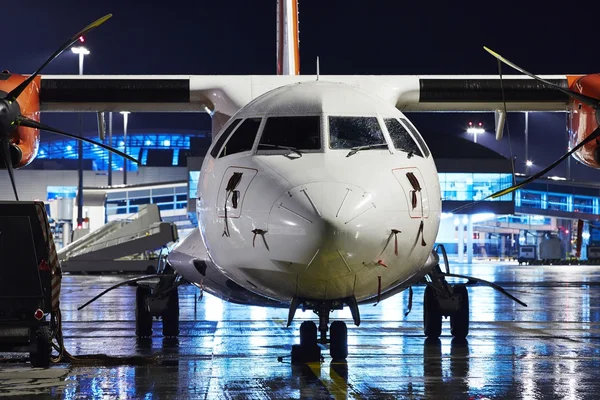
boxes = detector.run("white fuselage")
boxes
[198,149,440,303]
[179,81,442,304]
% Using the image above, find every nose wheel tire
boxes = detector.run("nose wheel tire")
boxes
[300,320,318,347]
[450,285,469,339]
[329,321,348,361]
[135,286,153,337]
[292,321,321,364]
[424,285,442,339]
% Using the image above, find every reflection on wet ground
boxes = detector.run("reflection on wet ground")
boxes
[2,262,600,398]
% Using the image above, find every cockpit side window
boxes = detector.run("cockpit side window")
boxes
[258,116,321,150]
[210,118,242,158]
[219,118,262,158]
[329,116,387,149]
[384,118,423,158]
[399,117,430,158]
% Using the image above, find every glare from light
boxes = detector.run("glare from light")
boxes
[40,150,45,155]
[71,46,90,55]
[548,176,566,181]
[163,140,171,147]
[472,213,496,223]
[119,141,125,146]
[526,160,533,167]
[145,140,152,146]
[454,217,460,226]
[462,216,468,225]
[467,127,485,134]
[441,212,453,220]
[66,145,72,151]
[120,111,130,115]
[582,232,590,240]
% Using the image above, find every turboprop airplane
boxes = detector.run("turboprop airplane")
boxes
[1,0,594,363]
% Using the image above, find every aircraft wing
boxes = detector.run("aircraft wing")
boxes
[40,74,572,115]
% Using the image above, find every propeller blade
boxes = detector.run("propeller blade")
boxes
[483,46,600,109]
[488,126,600,199]
[1,140,19,200]
[5,14,112,103]
[16,116,140,165]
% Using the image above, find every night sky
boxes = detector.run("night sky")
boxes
[4,0,600,181]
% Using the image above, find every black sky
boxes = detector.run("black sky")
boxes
[4,0,600,180]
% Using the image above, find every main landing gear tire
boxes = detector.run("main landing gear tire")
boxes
[424,285,442,339]
[162,286,180,337]
[135,286,153,337]
[450,285,469,339]
[329,321,348,361]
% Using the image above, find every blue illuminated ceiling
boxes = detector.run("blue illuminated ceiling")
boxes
[37,132,209,171]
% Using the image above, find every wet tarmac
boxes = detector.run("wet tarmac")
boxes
[2,262,600,399]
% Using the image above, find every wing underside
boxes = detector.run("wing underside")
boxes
[39,74,572,115]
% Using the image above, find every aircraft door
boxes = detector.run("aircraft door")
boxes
[216,166,258,218]
[392,167,430,219]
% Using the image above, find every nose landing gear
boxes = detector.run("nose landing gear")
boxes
[288,296,359,364]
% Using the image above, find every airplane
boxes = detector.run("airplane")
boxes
[1,0,597,363]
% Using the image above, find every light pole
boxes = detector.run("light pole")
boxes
[467,122,484,143]
[524,111,529,174]
[71,38,89,229]
[120,111,130,185]
[108,112,113,186]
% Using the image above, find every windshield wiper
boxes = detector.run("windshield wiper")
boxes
[258,144,303,158]
[346,143,388,157]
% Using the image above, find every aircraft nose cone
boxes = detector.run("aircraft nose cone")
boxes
[267,181,380,279]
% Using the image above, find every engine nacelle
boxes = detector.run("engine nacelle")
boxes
[568,74,600,168]
[0,72,41,169]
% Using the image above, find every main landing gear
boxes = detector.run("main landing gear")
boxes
[135,269,181,338]
[77,259,183,339]
[423,244,527,339]
[287,296,360,364]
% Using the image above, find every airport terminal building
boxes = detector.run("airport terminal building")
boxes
[2,128,599,266]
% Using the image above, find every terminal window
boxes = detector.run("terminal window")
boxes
[438,173,512,202]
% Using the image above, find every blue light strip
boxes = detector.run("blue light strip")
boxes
[37,133,208,171]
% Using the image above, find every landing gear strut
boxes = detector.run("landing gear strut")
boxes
[288,296,359,364]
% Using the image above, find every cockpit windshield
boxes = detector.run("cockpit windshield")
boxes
[329,117,388,150]
[258,116,321,150]
[384,118,423,158]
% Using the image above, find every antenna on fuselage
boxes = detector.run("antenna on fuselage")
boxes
[316,56,320,80]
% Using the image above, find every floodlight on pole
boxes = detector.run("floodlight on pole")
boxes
[71,45,90,76]
[466,121,484,143]
[72,43,89,232]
